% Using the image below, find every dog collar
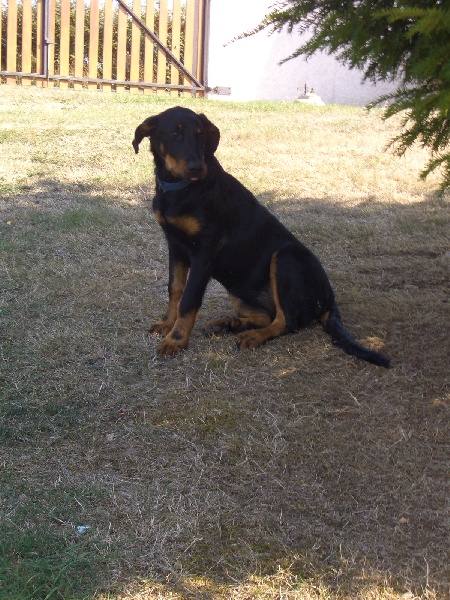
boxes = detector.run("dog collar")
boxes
[155,171,193,193]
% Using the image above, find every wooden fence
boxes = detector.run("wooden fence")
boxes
[0,0,208,95]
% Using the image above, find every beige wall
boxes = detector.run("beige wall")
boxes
[207,0,398,105]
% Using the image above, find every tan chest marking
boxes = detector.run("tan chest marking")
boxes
[166,215,202,236]
[154,209,166,225]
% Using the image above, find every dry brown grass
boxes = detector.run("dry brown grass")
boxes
[0,85,448,600]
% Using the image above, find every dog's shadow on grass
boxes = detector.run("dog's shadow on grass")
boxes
[1,181,448,599]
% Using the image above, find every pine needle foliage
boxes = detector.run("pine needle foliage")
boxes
[244,1,450,193]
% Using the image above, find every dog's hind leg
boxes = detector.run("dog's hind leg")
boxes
[235,253,288,349]
[203,296,272,335]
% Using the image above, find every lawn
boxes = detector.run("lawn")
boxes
[0,84,448,599]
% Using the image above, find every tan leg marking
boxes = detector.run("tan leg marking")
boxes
[150,262,188,337]
[236,254,287,349]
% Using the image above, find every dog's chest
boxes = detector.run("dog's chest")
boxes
[152,193,202,240]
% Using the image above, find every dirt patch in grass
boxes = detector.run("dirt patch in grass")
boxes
[0,85,448,599]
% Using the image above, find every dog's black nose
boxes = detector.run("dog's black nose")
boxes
[187,161,204,176]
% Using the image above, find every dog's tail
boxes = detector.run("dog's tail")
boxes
[322,303,390,368]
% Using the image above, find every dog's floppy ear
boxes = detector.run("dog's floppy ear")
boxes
[198,114,220,156]
[132,116,158,154]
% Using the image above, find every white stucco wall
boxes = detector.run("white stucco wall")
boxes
[207,0,398,106]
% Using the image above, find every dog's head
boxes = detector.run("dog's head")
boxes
[132,107,220,181]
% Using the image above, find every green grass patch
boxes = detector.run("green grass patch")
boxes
[0,478,116,599]
[29,206,114,231]
[0,530,103,600]
[0,182,25,195]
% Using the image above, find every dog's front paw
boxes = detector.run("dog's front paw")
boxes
[156,335,188,357]
[149,320,174,337]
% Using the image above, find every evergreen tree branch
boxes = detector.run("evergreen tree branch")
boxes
[239,1,450,192]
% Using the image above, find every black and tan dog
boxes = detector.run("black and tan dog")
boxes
[133,106,389,367]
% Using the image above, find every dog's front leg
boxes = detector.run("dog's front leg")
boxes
[150,250,189,337]
[156,259,211,357]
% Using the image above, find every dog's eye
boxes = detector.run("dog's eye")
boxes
[171,130,180,138]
